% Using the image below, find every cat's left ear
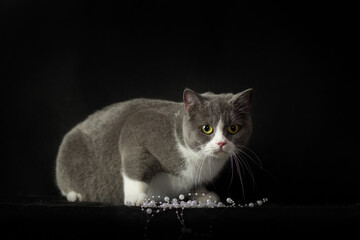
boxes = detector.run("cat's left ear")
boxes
[230,88,253,113]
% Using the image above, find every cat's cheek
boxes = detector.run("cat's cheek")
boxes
[203,143,220,156]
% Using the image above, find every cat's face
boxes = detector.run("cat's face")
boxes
[182,89,253,160]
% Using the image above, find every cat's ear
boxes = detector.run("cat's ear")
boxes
[230,88,253,113]
[183,88,203,112]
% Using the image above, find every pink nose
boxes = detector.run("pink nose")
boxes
[217,142,226,148]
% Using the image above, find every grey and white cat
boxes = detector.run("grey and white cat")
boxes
[56,88,253,204]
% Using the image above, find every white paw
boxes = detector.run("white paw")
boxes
[124,192,147,206]
[122,172,148,206]
[66,191,83,202]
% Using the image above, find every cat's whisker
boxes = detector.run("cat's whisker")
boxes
[233,154,246,181]
[194,153,207,188]
[236,150,255,178]
[237,145,262,168]
[208,157,217,188]
[234,153,256,189]
[227,148,257,201]
[236,145,275,179]
[227,153,235,190]
[193,158,200,187]
[232,153,246,200]
[197,157,207,187]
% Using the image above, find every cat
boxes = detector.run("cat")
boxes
[56,88,253,205]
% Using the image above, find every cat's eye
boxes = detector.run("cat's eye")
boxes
[201,124,213,134]
[228,124,240,134]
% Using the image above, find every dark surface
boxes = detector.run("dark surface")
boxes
[1,196,359,239]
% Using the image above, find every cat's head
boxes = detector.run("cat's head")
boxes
[182,88,253,160]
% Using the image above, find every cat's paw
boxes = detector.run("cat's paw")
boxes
[66,191,83,202]
[122,172,148,206]
[193,191,220,203]
[124,192,147,206]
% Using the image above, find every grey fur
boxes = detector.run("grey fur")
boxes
[56,88,253,203]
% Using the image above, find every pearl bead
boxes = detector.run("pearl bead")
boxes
[146,208,152,214]
[179,194,185,200]
[248,202,254,208]
[164,196,170,202]
[226,198,233,203]
[190,200,197,208]
[256,200,263,206]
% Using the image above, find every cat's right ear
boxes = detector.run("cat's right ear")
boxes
[183,88,203,112]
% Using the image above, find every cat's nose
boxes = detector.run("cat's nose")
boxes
[217,142,226,148]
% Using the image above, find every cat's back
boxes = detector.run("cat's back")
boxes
[77,98,181,137]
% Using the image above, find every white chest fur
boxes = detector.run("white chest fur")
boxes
[147,118,230,199]
[147,136,227,198]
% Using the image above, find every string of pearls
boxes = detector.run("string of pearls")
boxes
[128,193,268,239]
[125,192,268,211]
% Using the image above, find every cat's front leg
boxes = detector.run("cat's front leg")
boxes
[122,172,148,206]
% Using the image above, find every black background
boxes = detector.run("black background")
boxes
[1,0,358,205]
